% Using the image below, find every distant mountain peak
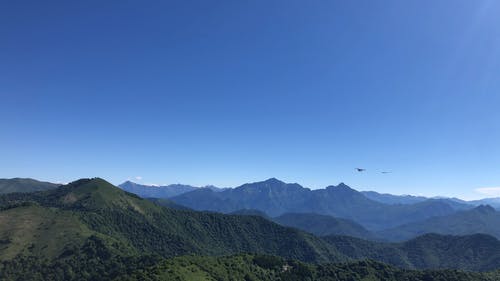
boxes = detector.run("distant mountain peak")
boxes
[263,178,285,185]
[326,183,356,192]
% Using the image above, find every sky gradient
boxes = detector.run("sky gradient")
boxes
[1,0,499,199]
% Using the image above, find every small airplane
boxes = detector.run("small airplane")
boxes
[356,168,366,172]
[381,171,392,174]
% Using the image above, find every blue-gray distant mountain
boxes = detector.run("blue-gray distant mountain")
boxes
[362,190,500,211]
[0,178,60,194]
[118,181,225,198]
[361,191,428,205]
[170,178,458,230]
[378,205,500,241]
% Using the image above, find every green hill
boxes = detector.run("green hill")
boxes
[0,178,60,194]
[0,178,344,263]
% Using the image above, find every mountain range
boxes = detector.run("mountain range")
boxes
[119,181,225,198]
[3,177,500,241]
[362,190,500,209]
[119,179,500,210]
[1,177,500,280]
[169,178,462,230]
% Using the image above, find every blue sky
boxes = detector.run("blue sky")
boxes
[1,0,499,199]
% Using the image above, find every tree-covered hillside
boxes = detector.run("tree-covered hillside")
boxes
[0,178,344,263]
[2,178,500,281]
[324,233,500,271]
[119,254,500,281]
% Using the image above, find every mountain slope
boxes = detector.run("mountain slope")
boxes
[0,178,60,194]
[2,178,500,280]
[147,197,192,210]
[273,213,375,239]
[324,233,500,271]
[0,178,344,264]
[230,209,270,218]
[378,205,500,241]
[171,178,457,230]
[170,178,310,215]
[0,204,93,260]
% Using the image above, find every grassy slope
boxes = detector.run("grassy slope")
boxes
[0,205,91,260]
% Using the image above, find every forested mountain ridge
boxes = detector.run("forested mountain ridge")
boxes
[0,178,346,263]
[0,178,60,194]
[170,178,458,230]
[2,178,500,280]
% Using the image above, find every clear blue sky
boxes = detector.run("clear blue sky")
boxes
[1,1,499,200]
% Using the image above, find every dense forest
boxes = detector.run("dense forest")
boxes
[121,255,500,281]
